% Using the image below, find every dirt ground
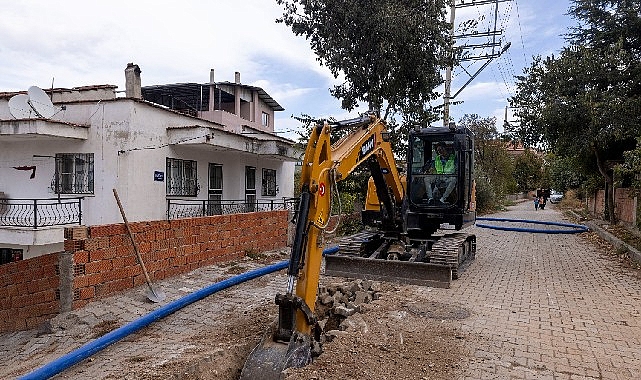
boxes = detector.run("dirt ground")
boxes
[122,276,472,380]
[21,201,634,380]
[282,281,471,380]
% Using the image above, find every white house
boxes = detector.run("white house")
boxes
[0,64,298,260]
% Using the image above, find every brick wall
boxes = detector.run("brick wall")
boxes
[587,190,606,218]
[0,210,289,332]
[587,188,638,227]
[0,253,59,332]
[614,188,637,227]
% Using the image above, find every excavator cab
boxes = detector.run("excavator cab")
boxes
[361,124,476,237]
[404,125,476,236]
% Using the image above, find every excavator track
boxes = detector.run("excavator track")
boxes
[325,231,476,287]
[333,231,380,255]
[426,233,476,279]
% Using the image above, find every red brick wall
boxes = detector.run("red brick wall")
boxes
[588,188,638,227]
[0,253,59,332]
[0,210,289,332]
[614,188,637,226]
[68,211,289,309]
[587,190,606,218]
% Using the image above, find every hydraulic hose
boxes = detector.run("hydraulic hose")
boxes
[20,246,340,380]
[476,217,589,234]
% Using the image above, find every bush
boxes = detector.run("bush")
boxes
[475,176,496,214]
[335,212,364,236]
[557,189,583,210]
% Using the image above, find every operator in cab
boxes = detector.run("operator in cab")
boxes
[423,141,457,204]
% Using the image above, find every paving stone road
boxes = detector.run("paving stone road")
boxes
[2,200,640,379]
[435,201,641,379]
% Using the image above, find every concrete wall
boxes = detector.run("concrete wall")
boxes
[0,210,289,332]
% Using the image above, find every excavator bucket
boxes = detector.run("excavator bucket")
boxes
[240,322,312,380]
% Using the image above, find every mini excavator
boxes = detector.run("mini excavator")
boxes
[240,114,476,379]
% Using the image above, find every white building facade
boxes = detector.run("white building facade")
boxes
[0,64,298,260]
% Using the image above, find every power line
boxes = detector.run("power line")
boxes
[513,0,529,68]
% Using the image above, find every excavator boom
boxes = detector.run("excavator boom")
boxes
[241,114,476,379]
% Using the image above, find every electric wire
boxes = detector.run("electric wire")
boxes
[116,135,211,154]
[513,0,529,67]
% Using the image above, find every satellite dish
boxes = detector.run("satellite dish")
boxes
[27,86,56,118]
[8,94,35,119]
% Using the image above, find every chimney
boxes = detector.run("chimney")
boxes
[235,71,241,84]
[125,63,142,99]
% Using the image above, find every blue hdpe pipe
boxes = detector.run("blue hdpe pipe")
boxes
[476,217,589,234]
[20,246,340,380]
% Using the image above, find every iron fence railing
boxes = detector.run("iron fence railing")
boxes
[0,197,83,228]
[167,197,299,220]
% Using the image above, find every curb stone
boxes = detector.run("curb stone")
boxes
[568,210,641,264]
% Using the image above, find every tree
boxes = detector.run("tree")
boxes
[508,0,641,221]
[568,0,641,55]
[547,154,587,193]
[458,114,516,210]
[276,0,451,121]
[279,0,454,207]
[292,114,371,213]
[616,137,641,191]
[513,150,544,193]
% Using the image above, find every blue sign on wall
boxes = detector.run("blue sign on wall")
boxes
[154,171,164,181]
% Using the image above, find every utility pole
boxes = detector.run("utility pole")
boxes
[443,0,456,128]
[442,0,512,127]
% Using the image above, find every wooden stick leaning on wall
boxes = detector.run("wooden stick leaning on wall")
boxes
[113,188,166,303]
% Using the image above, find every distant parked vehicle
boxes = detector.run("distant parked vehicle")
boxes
[550,191,564,204]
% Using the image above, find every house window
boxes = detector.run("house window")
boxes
[207,163,223,215]
[261,112,269,127]
[245,166,256,211]
[54,153,94,194]
[166,158,198,196]
[262,168,277,196]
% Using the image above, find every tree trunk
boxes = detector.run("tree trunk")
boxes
[593,147,616,223]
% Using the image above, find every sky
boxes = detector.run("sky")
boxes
[0,0,576,140]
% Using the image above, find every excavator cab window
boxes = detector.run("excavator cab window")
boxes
[409,136,459,206]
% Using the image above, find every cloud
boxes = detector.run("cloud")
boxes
[0,0,574,135]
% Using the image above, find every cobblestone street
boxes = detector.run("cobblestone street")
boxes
[435,201,641,379]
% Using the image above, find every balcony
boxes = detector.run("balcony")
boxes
[167,198,298,220]
[0,197,83,228]
[0,197,83,247]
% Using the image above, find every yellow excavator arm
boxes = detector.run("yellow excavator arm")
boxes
[293,114,404,334]
[240,114,405,379]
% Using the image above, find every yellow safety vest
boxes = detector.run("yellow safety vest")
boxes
[435,154,455,174]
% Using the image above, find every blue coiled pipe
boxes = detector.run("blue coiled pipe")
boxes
[476,217,589,234]
[20,246,340,380]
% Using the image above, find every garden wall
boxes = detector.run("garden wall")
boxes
[0,253,59,331]
[0,210,289,332]
[587,188,638,227]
